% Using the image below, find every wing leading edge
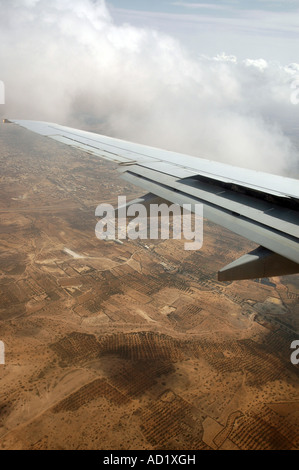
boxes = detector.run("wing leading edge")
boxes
[7,119,299,281]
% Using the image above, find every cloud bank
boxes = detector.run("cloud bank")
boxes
[0,0,298,176]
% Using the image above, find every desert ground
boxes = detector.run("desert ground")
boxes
[0,122,298,450]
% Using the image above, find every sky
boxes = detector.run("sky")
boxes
[108,0,299,63]
[0,0,298,176]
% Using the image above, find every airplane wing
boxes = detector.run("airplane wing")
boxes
[6,119,299,281]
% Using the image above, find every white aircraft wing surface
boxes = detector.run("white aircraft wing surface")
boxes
[8,119,299,281]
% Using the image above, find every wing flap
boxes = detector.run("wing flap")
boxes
[218,247,299,281]
[119,165,299,239]
[121,169,299,265]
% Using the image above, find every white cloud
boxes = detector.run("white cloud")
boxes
[0,0,298,176]
[243,58,268,71]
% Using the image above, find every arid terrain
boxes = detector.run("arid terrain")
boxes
[0,122,298,450]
